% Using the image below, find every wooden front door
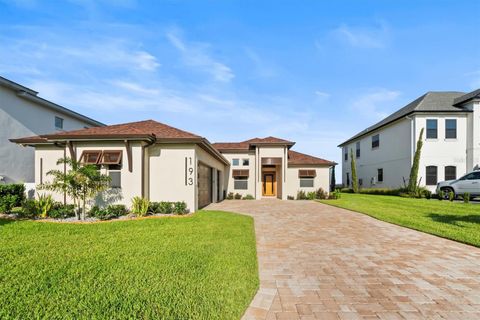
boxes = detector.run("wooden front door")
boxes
[263,173,275,196]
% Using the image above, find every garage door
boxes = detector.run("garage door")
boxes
[198,162,212,208]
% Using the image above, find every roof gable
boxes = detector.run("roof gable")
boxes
[288,150,335,166]
[453,88,480,106]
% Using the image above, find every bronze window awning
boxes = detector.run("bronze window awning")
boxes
[298,169,316,178]
[261,157,282,165]
[79,150,102,164]
[100,150,123,165]
[232,169,249,177]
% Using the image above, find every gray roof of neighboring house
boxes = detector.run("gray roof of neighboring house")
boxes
[453,88,480,106]
[0,76,105,127]
[338,91,469,147]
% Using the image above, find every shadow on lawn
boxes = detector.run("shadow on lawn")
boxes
[428,213,480,226]
[0,218,16,227]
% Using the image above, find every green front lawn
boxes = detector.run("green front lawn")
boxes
[0,211,258,319]
[319,193,480,247]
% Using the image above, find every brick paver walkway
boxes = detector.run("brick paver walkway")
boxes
[206,199,480,320]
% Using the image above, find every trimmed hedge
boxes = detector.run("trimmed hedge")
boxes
[0,184,25,213]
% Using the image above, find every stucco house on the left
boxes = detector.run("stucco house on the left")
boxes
[0,76,104,186]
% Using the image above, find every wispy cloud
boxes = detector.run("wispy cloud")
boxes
[166,28,234,83]
[314,91,330,99]
[244,47,278,78]
[351,89,401,120]
[333,22,389,49]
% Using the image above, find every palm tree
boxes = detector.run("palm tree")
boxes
[40,157,110,220]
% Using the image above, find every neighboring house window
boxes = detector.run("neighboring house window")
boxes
[234,177,248,190]
[372,134,380,148]
[426,166,438,185]
[377,168,384,182]
[55,116,64,130]
[445,119,457,139]
[359,178,363,186]
[299,169,316,188]
[426,119,438,139]
[242,159,249,166]
[346,173,350,187]
[344,148,348,161]
[232,159,239,166]
[356,142,360,158]
[445,166,456,180]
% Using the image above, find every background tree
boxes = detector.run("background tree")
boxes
[41,157,110,220]
[330,165,336,192]
[408,128,424,194]
[350,149,359,193]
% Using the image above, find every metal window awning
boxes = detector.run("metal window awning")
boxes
[298,169,316,178]
[232,169,249,177]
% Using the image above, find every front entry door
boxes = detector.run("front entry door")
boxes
[263,173,275,196]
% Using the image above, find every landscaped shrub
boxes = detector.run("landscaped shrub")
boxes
[242,194,254,200]
[160,202,174,214]
[328,189,341,200]
[226,192,234,200]
[464,193,470,203]
[315,188,328,200]
[0,184,25,208]
[89,206,110,220]
[173,201,188,214]
[148,202,161,214]
[437,190,444,201]
[131,196,149,217]
[296,190,307,200]
[448,191,455,202]
[234,193,242,200]
[20,199,39,218]
[36,194,54,218]
[107,204,128,216]
[307,191,316,200]
[287,195,294,200]
[0,194,20,214]
[48,203,76,219]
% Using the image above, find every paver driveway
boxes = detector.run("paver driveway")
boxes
[206,199,480,320]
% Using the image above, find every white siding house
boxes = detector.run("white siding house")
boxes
[339,89,480,192]
[0,76,104,184]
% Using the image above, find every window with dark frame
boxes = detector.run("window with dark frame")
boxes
[372,134,380,148]
[444,166,456,181]
[79,150,102,164]
[445,119,457,139]
[299,169,316,188]
[426,119,438,139]
[234,177,248,190]
[55,116,64,129]
[356,141,360,158]
[346,173,350,187]
[242,159,249,166]
[344,148,348,161]
[377,168,383,182]
[426,166,438,185]
[300,178,314,188]
[232,158,239,166]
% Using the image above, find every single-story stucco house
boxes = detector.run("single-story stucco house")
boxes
[11,120,335,212]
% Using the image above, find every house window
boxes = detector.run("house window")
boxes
[356,142,360,158]
[79,150,102,164]
[426,119,438,139]
[55,116,64,130]
[232,159,239,166]
[426,166,438,185]
[377,168,384,182]
[346,173,350,187]
[242,159,249,166]
[445,166,456,181]
[234,177,248,190]
[372,134,380,148]
[108,165,122,188]
[445,119,457,139]
[344,148,348,161]
[100,150,122,165]
[359,178,363,186]
[300,178,314,188]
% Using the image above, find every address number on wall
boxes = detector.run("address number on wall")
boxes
[185,157,194,186]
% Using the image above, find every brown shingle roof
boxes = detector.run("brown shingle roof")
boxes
[212,136,294,151]
[288,150,335,166]
[12,120,201,143]
[9,135,49,144]
[244,136,294,145]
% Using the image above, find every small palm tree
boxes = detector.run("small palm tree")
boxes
[41,157,111,220]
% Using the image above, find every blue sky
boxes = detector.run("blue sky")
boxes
[1,0,479,180]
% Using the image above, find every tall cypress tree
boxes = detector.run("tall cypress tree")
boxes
[408,128,424,193]
[350,149,359,193]
[330,165,336,192]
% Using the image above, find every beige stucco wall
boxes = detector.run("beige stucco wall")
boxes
[1,85,98,183]
[285,165,331,199]
[35,145,67,202]
[148,144,196,212]
[222,152,256,197]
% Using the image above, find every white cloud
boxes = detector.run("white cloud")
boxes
[333,23,389,49]
[315,91,330,99]
[244,47,278,78]
[351,89,401,120]
[166,28,234,82]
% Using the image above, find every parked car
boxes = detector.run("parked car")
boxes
[436,171,480,199]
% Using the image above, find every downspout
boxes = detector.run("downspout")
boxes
[53,142,67,204]
[406,115,415,167]
[141,136,156,199]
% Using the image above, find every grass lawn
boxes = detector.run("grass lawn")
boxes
[319,193,480,247]
[0,211,258,320]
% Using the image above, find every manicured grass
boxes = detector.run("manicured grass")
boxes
[319,193,480,247]
[0,211,258,319]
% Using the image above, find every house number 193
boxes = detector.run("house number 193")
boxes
[185,157,194,186]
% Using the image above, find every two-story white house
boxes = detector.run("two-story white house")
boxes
[0,76,104,185]
[339,88,480,191]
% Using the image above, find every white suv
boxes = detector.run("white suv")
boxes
[436,171,480,199]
